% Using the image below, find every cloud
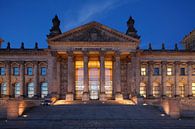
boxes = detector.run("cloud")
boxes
[63,0,127,30]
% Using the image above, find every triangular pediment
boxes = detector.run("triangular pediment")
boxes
[48,21,139,43]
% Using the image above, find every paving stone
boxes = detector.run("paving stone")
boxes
[0,104,195,129]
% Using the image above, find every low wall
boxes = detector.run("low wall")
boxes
[161,99,180,119]
[0,99,8,119]
[0,99,41,119]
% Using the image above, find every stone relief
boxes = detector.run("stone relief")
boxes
[57,27,128,42]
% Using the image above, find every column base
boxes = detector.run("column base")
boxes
[65,93,74,101]
[100,93,107,101]
[115,93,123,101]
[82,92,89,101]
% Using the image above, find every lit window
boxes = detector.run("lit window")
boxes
[13,67,19,76]
[141,67,146,76]
[154,68,160,75]
[192,83,195,96]
[167,67,172,75]
[75,61,84,99]
[153,82,160,97]
[15,83,20,97]
[166,83,172,97]
[105,61,113,98]
[0,67,5,75]
[41,67,46,76]
[179,83,185,97]
[140,82,146,97]
[180,68,185,75]
[27,67,33,75]
[1,83,7,95]
[41,82,48,98]
[28,83,34,98]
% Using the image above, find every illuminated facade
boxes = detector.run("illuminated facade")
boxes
[0,16,195,101]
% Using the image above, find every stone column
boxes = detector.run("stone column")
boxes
[130,52,137,97]
[99,51,106,101]
[174,62,180,97]
[114,51,123,100]
[5,61,11,97]
[34,61,39,97]
[161,61,167,97]
[135,53,141,97]
[187,62,192,97]
[19,61,25,97]
[82,51,89,101]
[47,51,57,97]
[126,57,132,99]
[66,51,74,101]
[56,59,61,98]
[112,57,115,99]
[147,61,153,98]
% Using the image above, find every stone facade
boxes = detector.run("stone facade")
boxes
[0,16,195,101]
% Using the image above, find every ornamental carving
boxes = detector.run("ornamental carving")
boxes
[57,27,127,42]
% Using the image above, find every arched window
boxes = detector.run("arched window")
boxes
[166,83,172,97]
[15,83,20,97]
[140,82,146,97]
[41,82,48,98]
[28,83,34,98]
[1,83,7,96]
[153,82,160,97]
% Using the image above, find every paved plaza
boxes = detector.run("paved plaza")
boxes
[0,103,195,129]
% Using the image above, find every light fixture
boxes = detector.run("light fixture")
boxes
[143,103,147,106]
[23,114,28,118]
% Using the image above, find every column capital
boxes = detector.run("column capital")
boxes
[99,50,106,57]
[67,50,74,57]
[114,50,121,57]
[187,61,194,65]
[32,61,38,65]
[148,61,154,65]
[83,50,89,57]
[51,51,58,57]
[161,61,167,65]
[174,61,180,65]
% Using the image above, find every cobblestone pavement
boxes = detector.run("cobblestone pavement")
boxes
[0,104,195,129]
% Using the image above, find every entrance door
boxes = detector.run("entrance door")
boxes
[89,68,100,99]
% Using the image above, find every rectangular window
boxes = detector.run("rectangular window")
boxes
[27,67,33,75]
[13,67,19,76]
[141,67,146,76]
[0,67,5,75]
[154,68,160,75]
[41,67,47,76]
[192,83,195,96]
[167,67,172,76]
[180,68,185,75]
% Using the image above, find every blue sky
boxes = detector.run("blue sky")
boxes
[0,0,194,49]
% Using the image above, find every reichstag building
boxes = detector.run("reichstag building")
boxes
[0,16,195,101]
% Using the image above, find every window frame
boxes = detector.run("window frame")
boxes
[27,67,33,76]
[40,67,47,76]
[167,67,172,76]
[13,67,19,76]
[0,67,5,76]
[153,67,160,76]
[141,67,146,76]
[180,68,186,76]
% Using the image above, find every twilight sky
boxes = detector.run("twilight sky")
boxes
[0,0,195,49]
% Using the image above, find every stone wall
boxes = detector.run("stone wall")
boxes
[0,99,41,119]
